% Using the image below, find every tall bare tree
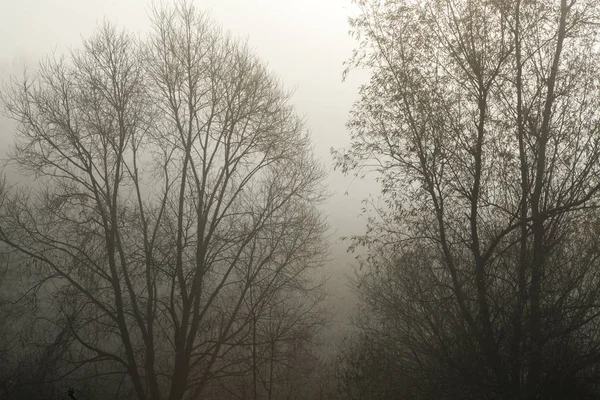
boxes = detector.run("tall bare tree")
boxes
[336,0,600,398]
[0,3,327,400]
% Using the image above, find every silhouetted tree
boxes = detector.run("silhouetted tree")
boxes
[336,0,600,398]
[0,3,327,400]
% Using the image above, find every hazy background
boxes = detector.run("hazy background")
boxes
[0,0,376,343]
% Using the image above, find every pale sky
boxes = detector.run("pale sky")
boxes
[0,0,377,338]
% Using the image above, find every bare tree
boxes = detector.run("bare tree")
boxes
[336,0,600,398]
[201,287,327,400]
[0,3,327,400]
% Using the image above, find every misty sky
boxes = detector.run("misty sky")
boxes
[0,0,379,335]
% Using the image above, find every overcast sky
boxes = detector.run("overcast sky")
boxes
[0,0,377,336]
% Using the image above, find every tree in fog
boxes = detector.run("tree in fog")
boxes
[0,3,327,399]
[336,0,600,398]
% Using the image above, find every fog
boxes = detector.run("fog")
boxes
[0,0,373,344]
[6,1,600,399]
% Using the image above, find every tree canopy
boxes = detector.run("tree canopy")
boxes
[336,0,600,399]
[0,3,327,399]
